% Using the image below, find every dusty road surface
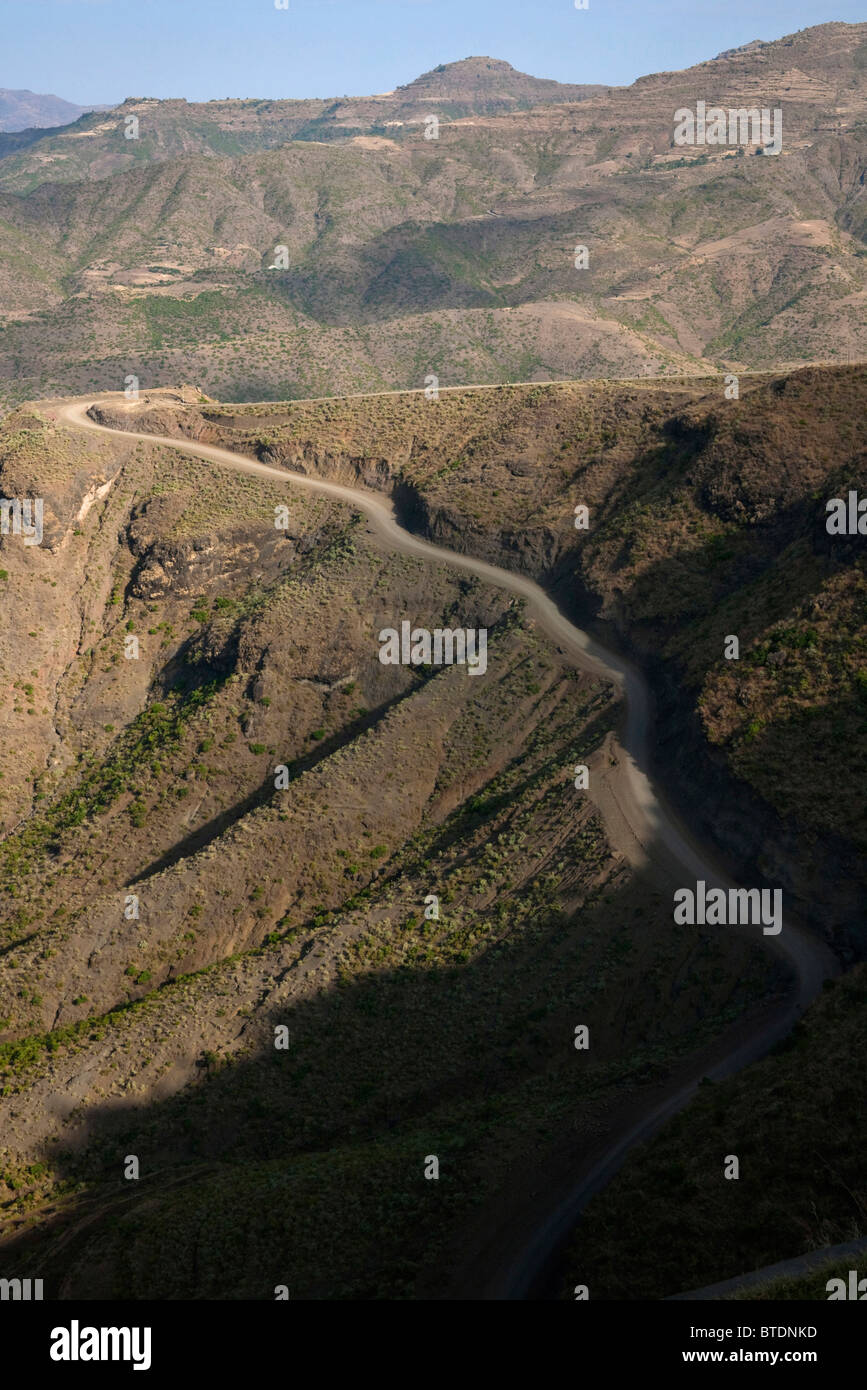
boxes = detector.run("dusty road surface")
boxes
[56,394,838,1299]
[668,1236,867,1301]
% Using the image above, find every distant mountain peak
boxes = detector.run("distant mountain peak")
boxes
[398,57,522,87]
[0,87,108,133]
[395,55,605,105]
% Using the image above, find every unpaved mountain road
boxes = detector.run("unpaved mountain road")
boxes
[56,394,838,1299]
[668,1236,867,1301]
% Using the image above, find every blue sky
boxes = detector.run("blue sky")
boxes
[2,0,864,105]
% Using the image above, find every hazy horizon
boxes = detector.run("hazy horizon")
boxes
[2,0,864,106]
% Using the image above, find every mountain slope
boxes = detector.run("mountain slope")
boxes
[0,24,864,404]
[0,89,107,134]
[0,386,784,1297]
[85,365,867,959]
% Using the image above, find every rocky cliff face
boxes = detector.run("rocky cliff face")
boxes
[0,410,128,830]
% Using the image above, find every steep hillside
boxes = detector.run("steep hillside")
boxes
[0,58,604,190]
[1,362,863,1297]
[557,963,867,1299]
[0,24,864,404]
[87,365,867,959]
[0,394,782,1298]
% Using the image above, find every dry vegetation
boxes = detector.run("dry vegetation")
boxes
[0,388,785,1297]
[0,24,865,404]
[107,364,867,957]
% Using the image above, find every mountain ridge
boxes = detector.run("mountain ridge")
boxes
[0,87,109,133]
[0,22,864,409]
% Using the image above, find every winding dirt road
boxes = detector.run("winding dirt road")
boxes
[56,395,838,1299]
